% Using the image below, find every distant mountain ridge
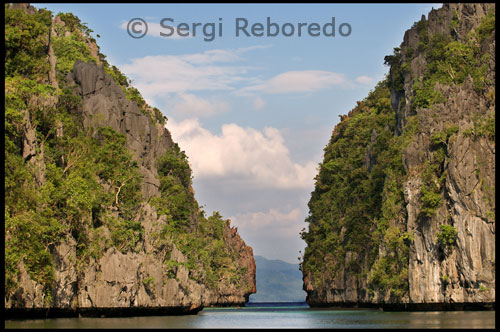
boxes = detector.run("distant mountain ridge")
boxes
[249,256,306,303]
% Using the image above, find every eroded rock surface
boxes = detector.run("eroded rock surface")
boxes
[302,3,495,309]
[5,4,255,316]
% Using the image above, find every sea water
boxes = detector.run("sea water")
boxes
[4,302,495,329]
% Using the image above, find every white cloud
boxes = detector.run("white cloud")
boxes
[228,207,307,263]
[230,208,303,237]
[239,70,348,94]
[171,93,230,118]
[167,118,317,189]
[252,96,265,110]
[355,75,374,85]
[182,50,240,64]
[119,46,272,105]
[120,54,247,97]
[183,45,271,64]
[119,46,364,114]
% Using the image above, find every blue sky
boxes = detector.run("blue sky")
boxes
[35,3,440,264]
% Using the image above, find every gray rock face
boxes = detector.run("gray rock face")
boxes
[69,60,171,201]
[404,77,495,305]
[395,3,495,305]
[6,9,256,314]
[303,3,495,308]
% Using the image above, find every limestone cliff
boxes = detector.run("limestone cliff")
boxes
[5,3,255,317]
[301,3,495,309]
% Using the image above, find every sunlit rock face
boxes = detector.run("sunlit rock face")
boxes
[302,3,495,309]
[5,3,255,316]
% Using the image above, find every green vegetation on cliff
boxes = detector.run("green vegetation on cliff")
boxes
[4,4,249,303]
[150,145,248,289]
[5,73,144,298]
[301,6,495,303]
[300,80,412,299]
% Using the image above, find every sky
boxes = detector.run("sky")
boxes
[35,3,440,264]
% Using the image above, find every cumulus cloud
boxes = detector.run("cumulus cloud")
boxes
[252,96,265,110]
[167,118,317,189]
[355,75,374,85]
[183,45,271,64]
[170,93,230,118]
[120,54,247,98]
[119,46,272,105]
[119,46,366,113]
[239,70,348,94]
[229,207,307,263]
[230,208,303,237]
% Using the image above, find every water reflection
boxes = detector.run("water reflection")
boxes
[404,311,495,329]
[5,305,495,329]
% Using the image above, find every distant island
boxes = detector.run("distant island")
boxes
[249,256,306,303]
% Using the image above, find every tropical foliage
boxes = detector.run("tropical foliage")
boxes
[4,5,246,302]
[301,9,495,301]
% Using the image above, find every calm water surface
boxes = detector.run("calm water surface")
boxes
[5,302,495,329]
